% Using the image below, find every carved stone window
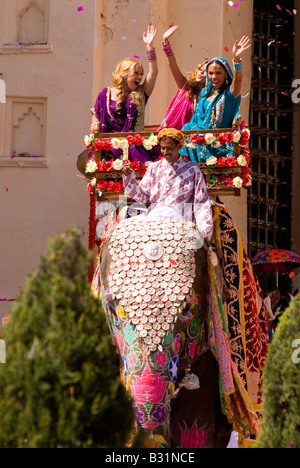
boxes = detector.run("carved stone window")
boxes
[17,1,47,44]
[0,97,48,167]
[0,0,51,53]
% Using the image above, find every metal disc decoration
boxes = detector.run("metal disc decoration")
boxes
[108,218,198,353]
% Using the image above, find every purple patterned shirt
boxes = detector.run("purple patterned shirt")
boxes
[122,157,213,241]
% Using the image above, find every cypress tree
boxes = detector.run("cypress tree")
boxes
[0,227,135,448]
[256,293,300,448]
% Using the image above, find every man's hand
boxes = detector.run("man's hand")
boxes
[122,160,133,176]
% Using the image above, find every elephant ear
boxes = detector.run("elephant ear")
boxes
[107,218,200,354]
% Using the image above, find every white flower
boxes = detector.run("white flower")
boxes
[233,131,241,143]
[84,134,94,147]
[119,139,129,150]
[212,140,221,148]
[112,159,123,170]
[91,177,97,187]
[143,135,158,150]
[148,135,158,145]
[143,140,154,150]
[86,159,98,173]
[237,155,247,166]
[111,138,121,149]
[145,161,154,168]
[186,143,196,149]
[205,133,216,145]
[206,156,218,166]
[233,176,243,188]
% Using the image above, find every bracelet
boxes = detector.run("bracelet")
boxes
[162,42,174,57]
[147,48,157,62]
[233,59,243,72]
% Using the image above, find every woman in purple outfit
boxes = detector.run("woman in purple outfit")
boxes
[90,25,159,163]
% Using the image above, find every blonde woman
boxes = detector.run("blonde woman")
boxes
[158,25,208,130]
[90,25,159,163]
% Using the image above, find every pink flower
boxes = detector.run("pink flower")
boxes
[179,421,210,448]
[130,365,168,405]
[154,352,167,367]
[129,352,138,368]
[188,339,196,358]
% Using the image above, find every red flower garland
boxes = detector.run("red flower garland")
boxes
[126,134,144,146]
[93,138,113,151]
[85,129,252,193]
[88,193,97,282]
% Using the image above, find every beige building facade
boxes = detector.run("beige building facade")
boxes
[0,0,299,324]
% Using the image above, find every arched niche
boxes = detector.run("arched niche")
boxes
[17,1,47,44]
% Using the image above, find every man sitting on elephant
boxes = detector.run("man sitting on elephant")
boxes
[122,128,213,243]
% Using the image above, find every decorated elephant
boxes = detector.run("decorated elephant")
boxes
[98,209,263,448]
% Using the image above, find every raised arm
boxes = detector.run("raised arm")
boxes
[162,25,187,90]
[142,25,158,97]
[122,161,151,204]
[231,36,251,98]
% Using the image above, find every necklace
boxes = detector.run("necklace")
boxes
[210,88,219,97]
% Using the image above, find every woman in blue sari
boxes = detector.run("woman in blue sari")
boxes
[180,36,251,162]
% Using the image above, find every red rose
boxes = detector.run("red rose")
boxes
[197,136,206,146]
[138,164,147,175]
[131,160,141,171]
[133,134,144,146]
[189,134,199,143]
[225,177,233,185]
[106,181,115,192]
[111,182,123,193]
[93,138,113,151]
[226,156,237,167]
[218,133,228,145]
[126,135,136,146]
[87,182,94,193]
[226,132,234,144]
[97,181,106,191]
[102,160,114,171]
[217,157,228,166]
[97,160,104,171]
[240,130,250,146]
[189,134,206,146]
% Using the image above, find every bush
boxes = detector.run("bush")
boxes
[256,293,300,448]
[0,227,135,448]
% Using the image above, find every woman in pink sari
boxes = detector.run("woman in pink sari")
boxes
[157,25,207,131]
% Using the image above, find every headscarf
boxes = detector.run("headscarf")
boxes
[206,57,234,88]
[157,128,186,149]
[201,57,237,128]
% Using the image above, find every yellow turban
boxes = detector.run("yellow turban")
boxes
[157,128,186,149]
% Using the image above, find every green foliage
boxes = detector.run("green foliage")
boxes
[256,293,300,448]
[0,227,135,448]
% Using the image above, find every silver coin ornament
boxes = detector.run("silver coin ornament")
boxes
[108,218,198,353]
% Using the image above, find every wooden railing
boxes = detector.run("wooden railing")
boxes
[85,127,249,200]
